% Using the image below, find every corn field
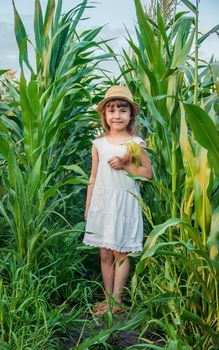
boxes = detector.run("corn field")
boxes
[0,0,218,349]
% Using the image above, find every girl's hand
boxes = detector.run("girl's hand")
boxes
[107,156,123,170]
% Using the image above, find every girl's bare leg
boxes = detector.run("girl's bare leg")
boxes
[112,251,130,303]
[100,248,114,300]
[94,249,129,316]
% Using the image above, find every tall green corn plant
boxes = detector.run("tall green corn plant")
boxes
[0,1,112,348]
[122,0,196,228]
[122,0,219,347]
[180,61,219,335]
[0,0,109,266]
[179,2,219,336]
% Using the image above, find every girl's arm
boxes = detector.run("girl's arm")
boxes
[108,142,153,180]
[84,144,99,221]
[122,145,153,179]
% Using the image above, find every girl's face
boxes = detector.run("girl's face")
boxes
[104,100,131,132]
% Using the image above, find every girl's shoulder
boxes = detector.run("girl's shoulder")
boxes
[92,136,105,149]
[132,136,147,148]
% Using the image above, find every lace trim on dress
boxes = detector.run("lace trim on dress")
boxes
[83,237,142,253]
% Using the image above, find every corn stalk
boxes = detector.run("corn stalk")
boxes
[123,0,219,346]
[0,0,110,266]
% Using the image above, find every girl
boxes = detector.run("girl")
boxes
[83,85,153,316]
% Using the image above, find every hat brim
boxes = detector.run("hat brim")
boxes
[96,96,140,116]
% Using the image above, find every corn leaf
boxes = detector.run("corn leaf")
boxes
[0,135,11,159]
[181,309,219,341]
[69,0,88,34]
[12,0,32,71]
[62,164,88,179]
[184,103,219,179]
[34,0,43,54]
[134,0,157,65]
[7,146,25,201]
[20,73,41,165]
[143,218,181,253]
[43,0,55,37]
[179,103,197,180]
[210,62,219,96]
[53,0,62,31]
[171,21,195,68]
[0,69,10,75]
[157,2,170,57]
[181,0,197,13]
[198,24,219,46]
[26,155,42,201]
[207,206,219,262]
[194,148,212,240]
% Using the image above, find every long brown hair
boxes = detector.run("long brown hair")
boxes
[99,99,137,135]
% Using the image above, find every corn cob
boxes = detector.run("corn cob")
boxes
[126,141,142,167]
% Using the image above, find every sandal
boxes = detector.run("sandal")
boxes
[111,306,126,315]
[93,300,108,311]
[92,301,108,317]
[92,300,127,317]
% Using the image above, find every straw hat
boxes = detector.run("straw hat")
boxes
[96,85,140,116]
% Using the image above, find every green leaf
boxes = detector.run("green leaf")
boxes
[180,105,212,240]
[30,227,85,262]
[127,345,164,349]
[62,164,88,179]
[157,2,170,57]
[26,155,42,201]
[184,103,219,178]
[74,329,111,349]
[171,21,195,69]
[12,0,32,71]
[112,311,146,331]
[127,39,159,96]
[0,201,13,228]
[0,115,22,139]
[181,309,219,342]
[134,0,157,65]
[64,178,89,185]
[194,147,212,239]
[82,26,104,42]
[143,218,181,253]
[0,135,11,159]
[76,312,147,349]
[139,88,166,127]
[141,240,195,261]
[207,206,219,262]
[34,0,43,54]
[210,61,219,96]
[20,73,41,165]
[43,0,55,37]
[0,118,9,132]
[198,24,219,46]
[179,105,196,184]
[181,0,197,13]
[44,177,88,200]
[7,146,25,200]
[0,69,10,75]
[53,0,62,31]
[69,0,88,34]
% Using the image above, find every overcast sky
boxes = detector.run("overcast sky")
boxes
[0,0,218,76]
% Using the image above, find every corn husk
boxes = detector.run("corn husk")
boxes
[126,141,142,167]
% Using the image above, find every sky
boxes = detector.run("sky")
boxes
[0,0,218,76]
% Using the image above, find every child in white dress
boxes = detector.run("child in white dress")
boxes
[83,86,153,316]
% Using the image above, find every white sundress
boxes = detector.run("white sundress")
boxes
[83,135,146,253]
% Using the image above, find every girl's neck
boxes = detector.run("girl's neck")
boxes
[108,130,131,138]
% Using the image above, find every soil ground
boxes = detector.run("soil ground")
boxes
[61,312,165,349]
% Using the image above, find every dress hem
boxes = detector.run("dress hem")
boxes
[83,238,142,253]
